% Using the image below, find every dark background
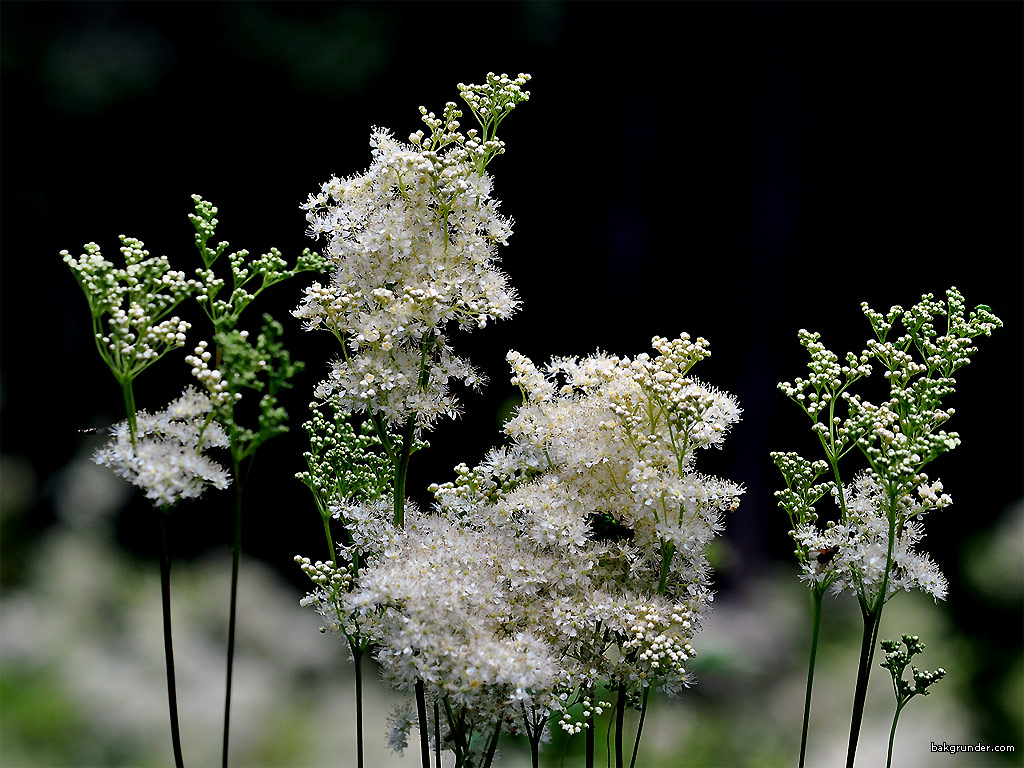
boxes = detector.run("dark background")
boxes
[2,0,1021,761]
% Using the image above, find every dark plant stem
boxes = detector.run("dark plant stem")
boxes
[848,493,896,768]
[846,604,882,768]
[628,687,649,768]
[614,684,626,768]
[799,587,825,768]
[352,641,365,768]
[222,467,243,767]
[415,679,431,768]
[434,700,441,768]
[585,698,595,768]
[482,718,502,768]
[159,515,185,768]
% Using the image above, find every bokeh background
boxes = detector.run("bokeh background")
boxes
[1,2,1021,766]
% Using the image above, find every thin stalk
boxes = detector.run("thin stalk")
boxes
[585,701,595,768]
[393,418,416,527]
[799,587,825,768]
[434,700,441,768]
[848,492,897,768]
[657,540,675,596]
[222,462,244,767]
[159,515,185,768]
[120,376,138,444]
[628,687,649,768]
[415,679,431,768]
[885,701,905,768]
[322,516,366,768]
[526,709,543,768]
[352,642,365,768]
[442,697,466,767]
[614,684,626,768]
[322,516,336,565]
[846,605,881,768]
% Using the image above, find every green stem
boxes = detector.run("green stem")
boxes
[886,700,905,768]
[848,490,898,767]
[799,587,825,768]
[846,605,882,768]
[628,687,649,768]
[222,464,243,767]
[442,697,465,767]
[657,540,675,595]
[120,376,138,444]
[525,706,543,768]
[415,679,431,768]
[322,516,335,564]
[159,515,185,768]
[394,418,416,528]
[352,641,365,768]
[615,684,626,768]
[434,700,441,768]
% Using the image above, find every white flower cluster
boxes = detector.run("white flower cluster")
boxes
[306,334,742,745]
[184,339,240,406]
[295,74,531,429]
[776,288,1001,608]
[62,237,193,378]
[93,387,231,508]
[793,471,949,602]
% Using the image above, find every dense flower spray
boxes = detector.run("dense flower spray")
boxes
[295,74,533,768]
[772,286,1001,768]
[93,386,231,508]
[350,333,737,765]
[64,195,319,768]
[296,73,531,431]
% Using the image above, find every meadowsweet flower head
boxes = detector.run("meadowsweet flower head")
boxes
[793,471,949,601]
[93,387,230,508]
[189,194,325,331]
[62,237,193,382]
[775,287,1001,604]
[880,634,946,700]
[296,75,531,430]
[348,513,559,718]
[430,333,742,700]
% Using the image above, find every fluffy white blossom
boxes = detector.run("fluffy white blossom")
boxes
[430,334,743,700]
[93,387,231,508]
[793,471,949,602]
[296,74,531,430]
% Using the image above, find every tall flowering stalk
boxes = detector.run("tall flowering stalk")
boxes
[294,73,531,768]
[772,287,1001,767]
[64,198,319,766]
[64,238,216,767]
[306,334,738,767]
[182,195,323,766]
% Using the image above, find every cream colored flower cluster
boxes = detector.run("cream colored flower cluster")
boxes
[793,471,949,602]
[296,334,742,751]
[295,75,531,430]
[93,387,230,508]
[423,335,742,709]
[776,287,1002,608]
